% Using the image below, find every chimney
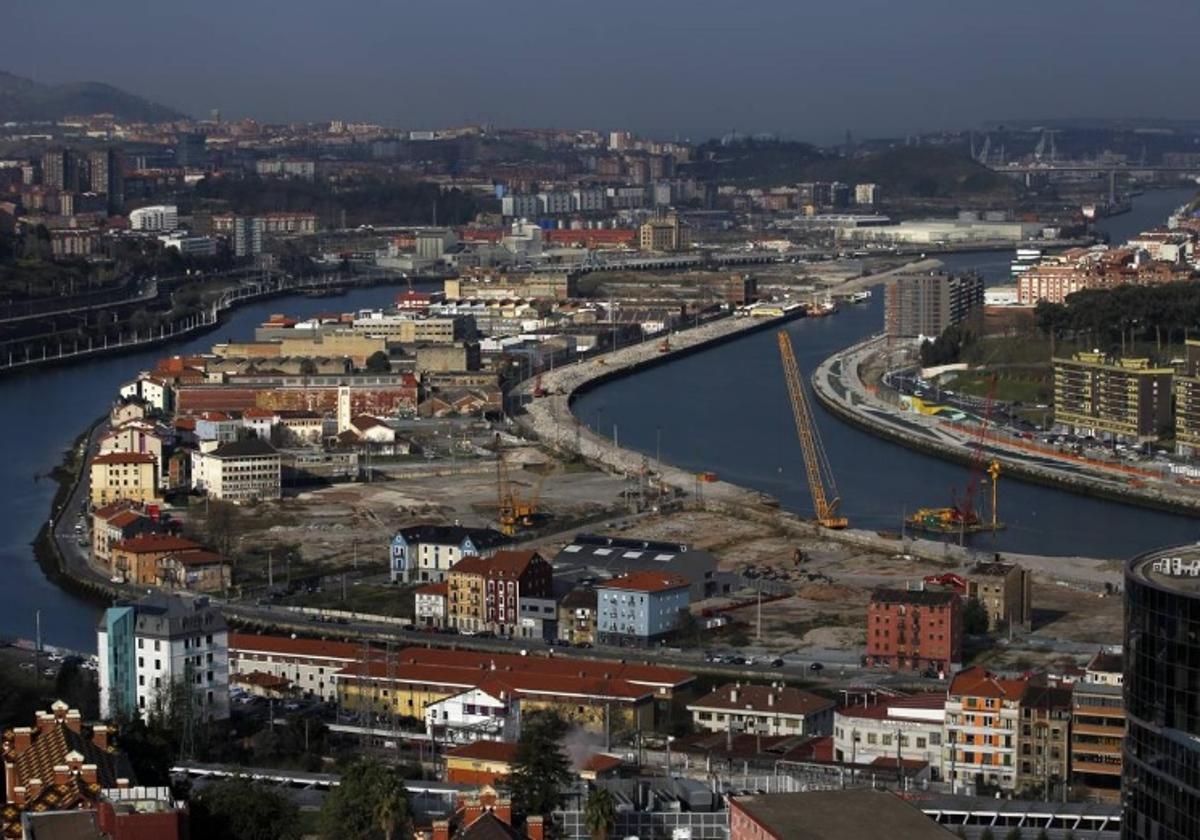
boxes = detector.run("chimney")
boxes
[730,688,738,703]
[35,713,55,735]
[26,778,43,799]
[53,765,71,785]
[92,725,110,750]
[65,710,82,734]
[463,799,484,826]
[12,727,33,754]
[527,815,545,840]
[494,799,512,826]
[51,701,68,722]
[80,765,98,785]
[116,778,130,790]
[11,787,25,807]
[432,820,450,840]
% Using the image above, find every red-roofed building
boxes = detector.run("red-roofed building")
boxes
[109,534,205,585]
[688,682,834,737]
[89,453,159,507]
[866,586,962,676]
[945,667,1029,792]
[91,502,158,569]
[596,572,691,647]
[833,693,947,778]
[228,633,360,703]
[447,550,552,635]
[444,741,518,785]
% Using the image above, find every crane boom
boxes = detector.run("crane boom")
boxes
[777,331,847,529]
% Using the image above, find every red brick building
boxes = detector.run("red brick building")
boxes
[866,587,962,675]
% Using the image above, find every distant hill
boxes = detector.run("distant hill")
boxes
[0,71,186,123]
[690,140,1016,198]
[800,147,1017,199]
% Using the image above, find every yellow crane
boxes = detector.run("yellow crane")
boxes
[777,330,848,529]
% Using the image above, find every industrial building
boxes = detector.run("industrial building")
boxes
[1052,352,1172,443]
[552,534,725,600]
[884,272,984,340]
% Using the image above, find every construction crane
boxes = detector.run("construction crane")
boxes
[777,330,847,529]
[495,433,551,536]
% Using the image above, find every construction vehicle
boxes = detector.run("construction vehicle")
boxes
[777,331,848,529]
[906,376,1004,537]
[495,434,554,536]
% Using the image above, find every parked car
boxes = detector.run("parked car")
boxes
[809,662,825,672]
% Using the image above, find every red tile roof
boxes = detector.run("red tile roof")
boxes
[948,666,1028,700]
[113,535,200,555]
[229,633,361,662]
[690,683,834,717]
[444,741,518,764]
[394,646,693,689]
[599,571,690,593]
[582,753,623,773]
[105,510,145,529]
[415,582,449,597]
[165,550,225,567]
[93,452,156,465]
[449,550,543,579]
[836,693,946,720]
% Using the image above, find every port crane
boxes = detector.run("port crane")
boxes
[777,330,848,529]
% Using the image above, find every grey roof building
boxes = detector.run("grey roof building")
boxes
[553,534,727,600]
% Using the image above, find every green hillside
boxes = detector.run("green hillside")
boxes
[0,71,186,123]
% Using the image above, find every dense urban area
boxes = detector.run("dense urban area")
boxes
[6,66,1200,840]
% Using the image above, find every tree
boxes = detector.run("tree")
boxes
[963,597,990,635]
[191,776,301,840]
[509,710,572,821]
[364,350,391,373]
[674,609,703,648]
[320,757,411,840]
[201,499,239,557]
[584,787,617,840]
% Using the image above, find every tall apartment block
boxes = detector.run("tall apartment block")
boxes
[1052,352,1172,443]
[884,272,984,339]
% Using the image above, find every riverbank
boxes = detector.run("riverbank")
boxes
[812,335,1200,518]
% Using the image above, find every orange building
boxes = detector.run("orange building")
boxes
[866,587,962,676]
[943,666,1027,792]
[444,741,517,785]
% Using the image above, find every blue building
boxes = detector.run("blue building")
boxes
[389,524,506,583]
[596,571,691,647]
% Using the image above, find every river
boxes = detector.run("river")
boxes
[0,284,413,651]
[4,187,1196,651]
[576,187,1200,561]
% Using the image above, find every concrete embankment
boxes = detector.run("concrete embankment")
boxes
[811,335,1200,519]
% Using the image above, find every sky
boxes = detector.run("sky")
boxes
[5,0,1200,143]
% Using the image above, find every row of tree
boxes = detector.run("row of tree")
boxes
[1035,281,1200,357]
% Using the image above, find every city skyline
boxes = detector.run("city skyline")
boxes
[7,0,1200,142]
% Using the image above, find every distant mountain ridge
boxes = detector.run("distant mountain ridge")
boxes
[0,70,186,123]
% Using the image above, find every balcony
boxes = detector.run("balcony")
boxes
[1072,721,1124,738]
[1070,758,1122,777]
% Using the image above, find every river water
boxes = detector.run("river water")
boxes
[576,187,1200,560]
[4,188,1195,650]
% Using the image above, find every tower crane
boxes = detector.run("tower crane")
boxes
[777,331,847,529]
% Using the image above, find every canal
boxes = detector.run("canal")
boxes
[575,187,1200,561]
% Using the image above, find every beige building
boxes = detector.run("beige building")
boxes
[350,315,466,344]
[965,561,1031,631]
[90,452,158,506]
[1173,340,1200,455]
[228,633,359,703]
[1070,649,1124,791]
[191,439,281,502]
[1053,352,1172,442]
[415,342,480,373]
[688,682,834,737]
[639,214,688,252]
[99,423,165,483]
[1016,681,1072,799]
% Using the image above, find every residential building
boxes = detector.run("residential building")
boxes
[430,791,545,840]
[109,533,202,585]
[1016,680,1072,798]
[91,502,156,570]
[516,596,558,641]
[866,587,962,675]
[190,438,281,502]
[337,651,661,735]
[729,790,956,840]
[883,272,984,340]
[1070,649,1124,791]
[443,741,518,785]
[446,550,553,635]
[156,549,230,593]
[0,702,140,840]
[832,693,947,778]
[98,593,229,722]
[89,452,158,506]
[557,587,597,645]
[415,581,448,627]
[1173,339,1200,455]
[638,214,688,252]
[1123,545,1200,840]
[231,216,263,257]
[41,148,76,191]
[595,572,691,647]
[227,633,358,702]
[553,534,724,600]
[388,524,507,583]
[99,424,166,484]
[855,183,881,206]
[965,561,1032,631]
[128,205,177,232]
[943,666,1025,793]
[425,686,517,745]
[1053,352,1172,443]
[688,682,834,737]
[87,148,124,213]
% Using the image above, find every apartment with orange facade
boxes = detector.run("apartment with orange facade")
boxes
[943,667,1026,792]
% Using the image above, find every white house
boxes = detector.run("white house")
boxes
[424,686,517,744]
[833,693,948,779]
[688,682,835,737]
[191,438,281,502]
[415,582,448,627]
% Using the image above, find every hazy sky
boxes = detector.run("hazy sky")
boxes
[6,0,1200,142]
